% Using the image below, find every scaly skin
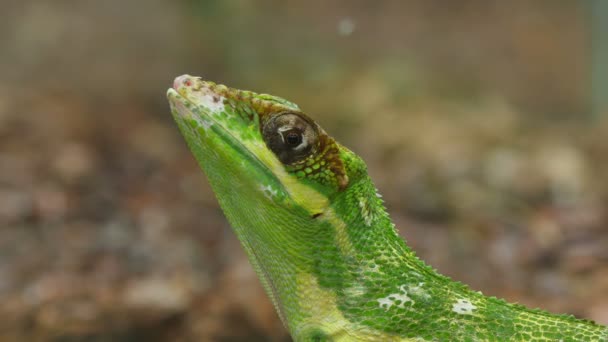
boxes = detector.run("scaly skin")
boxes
[167,75,608,341]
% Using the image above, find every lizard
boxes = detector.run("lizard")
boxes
[167,74,608,341]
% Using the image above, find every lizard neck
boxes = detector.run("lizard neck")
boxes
[291,174,608,341]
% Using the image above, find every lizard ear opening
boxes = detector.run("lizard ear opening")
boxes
[262,113,318,165]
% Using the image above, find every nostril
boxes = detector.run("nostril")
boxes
[172,74,193,90]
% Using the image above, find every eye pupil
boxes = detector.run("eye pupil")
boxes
[262,113,317,165]
[285,131,302,147]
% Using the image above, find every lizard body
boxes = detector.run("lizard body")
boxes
[167,75,607,341]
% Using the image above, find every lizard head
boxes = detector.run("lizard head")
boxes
[167,75,374,332]
[167,75,397,338]
[167,75,366,215]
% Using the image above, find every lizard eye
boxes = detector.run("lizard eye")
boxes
[262,113,318,164]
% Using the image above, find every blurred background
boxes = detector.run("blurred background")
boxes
[1,1,607,341]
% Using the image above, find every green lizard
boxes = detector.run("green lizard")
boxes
[167,75,607,341]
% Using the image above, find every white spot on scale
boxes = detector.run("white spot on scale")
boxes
[408,282,431,300]
[377,285,412,311]
[202,93,225,115]
[452,299,476,315]
[260,184,278,199]
[188,85,225,115]
[359,197,373,226]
